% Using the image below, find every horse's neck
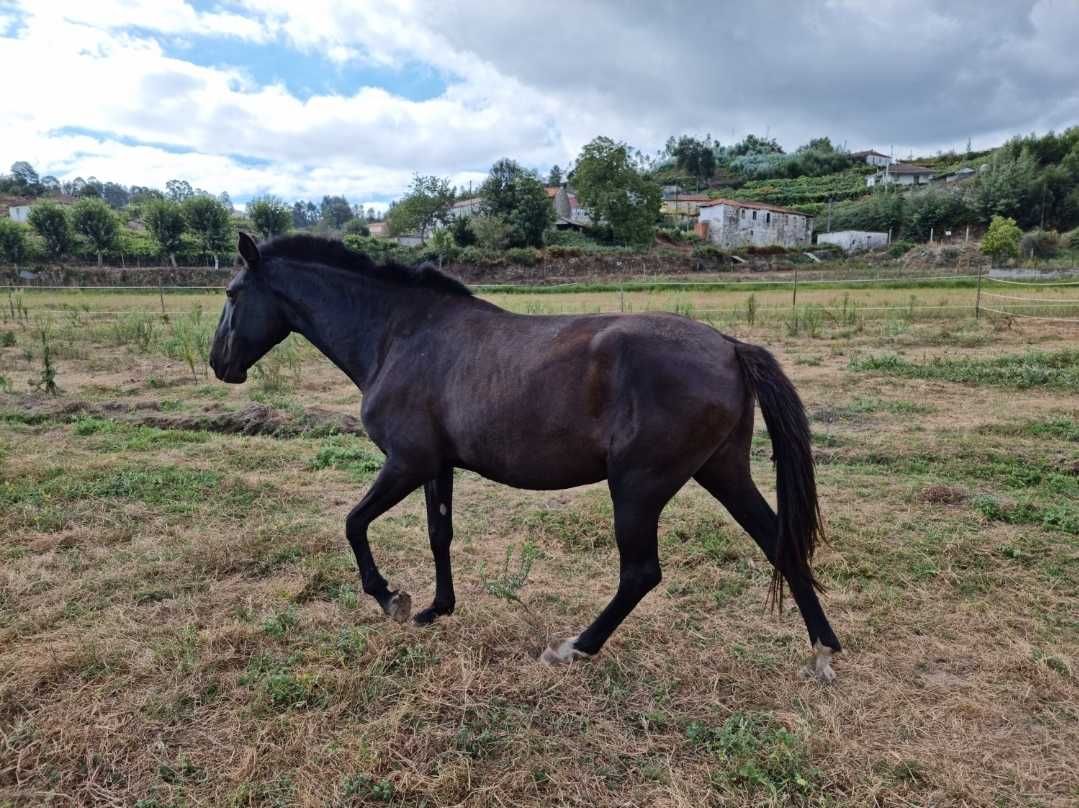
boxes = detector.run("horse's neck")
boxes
[276,267,400,391]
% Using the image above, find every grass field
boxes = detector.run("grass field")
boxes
[1,280,1077,807]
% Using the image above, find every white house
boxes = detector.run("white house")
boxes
[8,205,31,223]
[696,199,813,249]
[448,197,483,219]
[866,163,935,187]
[817,230,889,252]
[851,150,894,168]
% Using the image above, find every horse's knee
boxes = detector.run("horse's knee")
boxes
[622,561,661,594]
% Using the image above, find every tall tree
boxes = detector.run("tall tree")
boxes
[10,161,40,191]
[479,159,553,247]
[28,202,74,261]
[143,199,187,267]
[573,136,662,247]
[165,179,194,203]
[670,136,716,189]
[292,200,319,228]
[547,164,563,186]
[101,181,130,209]
[183,195,232,266]
[320,195,354,228]
[248,196,291,239]
[72,197,119,265]
[385,175,455,243]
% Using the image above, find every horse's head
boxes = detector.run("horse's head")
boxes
[210,232,291,383]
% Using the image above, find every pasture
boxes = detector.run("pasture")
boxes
[1,278,1077,807]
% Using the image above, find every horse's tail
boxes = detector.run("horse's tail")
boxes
[732,340,823,607]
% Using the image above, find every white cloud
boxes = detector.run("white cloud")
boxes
[1,0,1076,204]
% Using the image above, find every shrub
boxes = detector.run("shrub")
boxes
[458,245,505,266]
[505,247,541,266]
[1067,228,1079,249]
[1019,229,1060,259]
[692,243,727,261]
[545,244,583,258]
[888,239,915,257]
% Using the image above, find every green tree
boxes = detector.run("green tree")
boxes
[479,159,553,247]
[165,179,194,203]
[449,215,477,246]
[385,175,455,243]
[71,197,119,265]
[248,196,291,239]
[981,215,1021,265]
[143,199,187,267]
[28,202,74,261]
[573,136,663,246]
[183,195,232,266]
[344,218,370,236]
[670,136,716,189]
[547,164,563,186]
[320,195,354,228]
[0,219,30,267]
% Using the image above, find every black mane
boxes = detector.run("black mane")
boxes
[261,234,472,297]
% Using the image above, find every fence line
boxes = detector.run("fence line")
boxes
[1,273,987,294]
[981,291,1079,304]
[984,276,1079,287]
[979,306,1079,323]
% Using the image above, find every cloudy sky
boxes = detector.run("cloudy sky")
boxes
[1,0,1076,209]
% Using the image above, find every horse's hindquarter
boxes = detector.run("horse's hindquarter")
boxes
[434,311,746,490]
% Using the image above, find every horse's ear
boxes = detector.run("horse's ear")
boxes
[237,232,260,268]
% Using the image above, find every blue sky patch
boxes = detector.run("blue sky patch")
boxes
[149,30,452,102]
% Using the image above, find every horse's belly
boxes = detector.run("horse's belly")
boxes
[453,427,608,491]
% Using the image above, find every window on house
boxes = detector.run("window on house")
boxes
[752,210,757,220]
[766,212,771,224]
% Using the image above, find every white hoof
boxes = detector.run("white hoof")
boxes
[539,635,591,666]
[800,640,837,684]
[385,591,412,624]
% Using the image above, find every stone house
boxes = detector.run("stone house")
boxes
[696,199,813,249]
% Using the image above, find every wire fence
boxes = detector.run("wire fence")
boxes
[975,275,1079,324]
[4,270,1079,326]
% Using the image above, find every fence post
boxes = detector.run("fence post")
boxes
[975,271,982,320]
[792,265,798,312]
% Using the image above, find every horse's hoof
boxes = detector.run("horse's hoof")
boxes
[413,607,440,626]
[800,639,837,684]
[385,591,411,624]
[539,636,591,666]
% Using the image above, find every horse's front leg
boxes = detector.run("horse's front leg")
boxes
[345,460,427,623]
[414,466,456,625]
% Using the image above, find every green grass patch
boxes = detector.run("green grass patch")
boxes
[307,436,384,481]
[72,416,210,451]
[850,350,1079,391]
[687,712,818,800]
[981,416,1079,443]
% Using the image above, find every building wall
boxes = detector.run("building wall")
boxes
[817,230,889,252]
[864,153,891,168]
[8,205,30,223]
[699,204,812,249]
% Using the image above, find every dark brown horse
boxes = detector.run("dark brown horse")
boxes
[210,233,841,680]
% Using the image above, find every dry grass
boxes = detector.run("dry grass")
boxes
[1,293,1077,807]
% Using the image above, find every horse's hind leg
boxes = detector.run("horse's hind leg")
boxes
[693,448,841,681]
[414,467,455,625]
[541,469,673,665]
